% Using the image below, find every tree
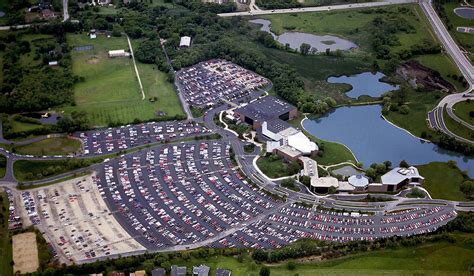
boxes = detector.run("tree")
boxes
[259,267,270,276]
[300,43,311,55]
[287,261,296,270]
[328,186,337,194]
[399,160,409,168]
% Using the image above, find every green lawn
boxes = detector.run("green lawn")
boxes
[417,162,469,201]
[0,153,5,178]
[19,34,55,68]
[443,109,474,141]
[384,90,443,139]
[0,192,13,276]
[256,155,293,178]
[9,119,43,133]
[65,33,183,127]
[269,235,473,275]
[453,100,474,125]
[13,137,82,156]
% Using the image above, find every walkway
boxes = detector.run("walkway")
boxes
[126,35,146,100]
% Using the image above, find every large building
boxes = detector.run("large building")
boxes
[234,96,298,129]
[380,166,424,192]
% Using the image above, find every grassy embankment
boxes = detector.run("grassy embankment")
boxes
[417,161,470,201]
[256,155,294,178]
[443,109,474,141]
[12,137,82,156]
[453,100,474,125]
[0,192,13,276]
[65,33,183,127]
[0,154,6,178]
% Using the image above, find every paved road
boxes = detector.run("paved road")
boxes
[219,0,416,17]
[421,0,474,142]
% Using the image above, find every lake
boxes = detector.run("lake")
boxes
[303,105,473,176]
[454,7,474,19]
[249,19,357,52]
[328,72,399,98]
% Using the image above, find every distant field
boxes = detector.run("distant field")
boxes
[453,100,474,125]
[13,137,82,156]
[417,162,469,201]
[65,34,183,127]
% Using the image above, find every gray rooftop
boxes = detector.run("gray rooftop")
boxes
[266,119,292,134]
[193,264,210,276]
[171,265,187,276]
[215,268,232,276]
[151,268,166,276]
[235,96,296,122]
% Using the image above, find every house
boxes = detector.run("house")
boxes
[180,36,191,48]
[130,271,146,276]
[171,265,186,276]
[108,49,129,57]
[192,265,210,276]
[380,166,424,192]
[41,9,56,19]
[90,29,97,39]
[151,268,166,276]
[215,268,232,276]
[48,61,58,66]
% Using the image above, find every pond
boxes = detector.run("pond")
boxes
[303,105,474,177]
[249,19,357,52]
[454,7,474,19]
[328,72,399,98]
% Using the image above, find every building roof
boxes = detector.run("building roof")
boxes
[215,268,232,276]
[151,268,166,276]
[234,96,296,123]
[348,174,369,188]
[171,265,187,276]
[266,119,292,134]
[276,145,302,159]
[192,265,210,276]
[299,156,318,178]
[287,131,318,155]
[381,166,424,185]
[311,176,339,188]
[180,36,191,47]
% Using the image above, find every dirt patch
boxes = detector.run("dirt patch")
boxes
[12,232,39,274]
[397,60,455,92]
[87,57,100,64]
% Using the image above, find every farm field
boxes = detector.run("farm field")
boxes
[13,137,82,156]
[417,162,469,201]
[65,34,183,127]
[453,100,474,125]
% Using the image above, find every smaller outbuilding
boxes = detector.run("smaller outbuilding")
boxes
[180,36,191,48]
[108,49,129,57]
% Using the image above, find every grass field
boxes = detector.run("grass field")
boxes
[268,234,473,275]
[443,109,474,141]
[65,34,183,127]
[453,100,474,125]
[13,158,99,182]
[384,90,443,139]
[0,192,13,276]
[256,155,294,178]
[13,137,82,156]
[261,5,435,54]
[417,162,469,201]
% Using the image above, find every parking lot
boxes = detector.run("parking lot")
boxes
[16,175,145,263]
[13,139,458,262]
[73,121,211,156]
[176,59,269,107]
[97,141,282,250]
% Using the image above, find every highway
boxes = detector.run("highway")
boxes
[218,0,416,17]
